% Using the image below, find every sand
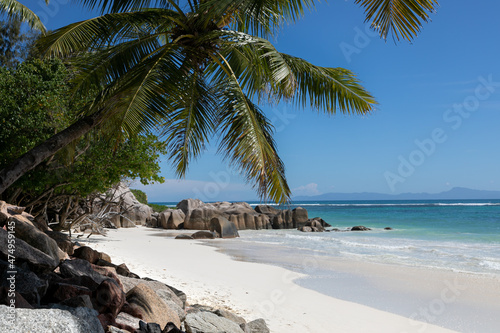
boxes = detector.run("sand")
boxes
[78,226,460,333]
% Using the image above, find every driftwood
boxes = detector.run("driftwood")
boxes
[67,184,136,238]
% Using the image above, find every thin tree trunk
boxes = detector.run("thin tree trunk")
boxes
[0,110,105,196]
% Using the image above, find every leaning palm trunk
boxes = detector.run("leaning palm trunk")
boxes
[0,110,105,195]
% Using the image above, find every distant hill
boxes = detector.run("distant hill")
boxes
[293,187,500,201]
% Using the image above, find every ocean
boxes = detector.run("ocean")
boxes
[242,199,500,276]
[157,199,500,275]
[155,199,500,332]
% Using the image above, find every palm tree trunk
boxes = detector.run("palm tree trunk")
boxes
[0,110,105,196]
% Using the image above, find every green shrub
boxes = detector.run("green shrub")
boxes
[131,189,148,204]
[148,203,176,213]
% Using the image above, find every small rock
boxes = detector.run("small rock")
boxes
[116,263,131,277]
[164,322,186,332]
[73,246,100,264]
[175,234,194,240]
[191,231,215,239]
[214,309,246,326]
[351,226,371,231]
[246,318,270,333]
[115,311,142,330]
[384,227,393,230]
[184,311,244,333]
[138,320,162,333]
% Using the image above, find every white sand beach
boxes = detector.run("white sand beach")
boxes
[75,226,471,333]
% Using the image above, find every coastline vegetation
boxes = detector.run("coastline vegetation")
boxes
[0,35,167,228]
[130,188,175,212]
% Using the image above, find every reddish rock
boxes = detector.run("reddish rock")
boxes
[91,265,124,290]
[73,246,100,264]
[93,280,126,317]
[52,283,92,303]
[116,263,131,277]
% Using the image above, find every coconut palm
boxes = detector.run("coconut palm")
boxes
[0,0,47,32]
[0,0,439,203]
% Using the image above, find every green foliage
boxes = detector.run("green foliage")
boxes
[0,58,166,208]
[148,203,174,213]
[0,58,74,167]
[130,189,148,204]
[25,134,167,198]
[0,19,39,68]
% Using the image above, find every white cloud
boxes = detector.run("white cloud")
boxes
[292,183,321,197]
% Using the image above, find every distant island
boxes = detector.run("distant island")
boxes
[293,187,500,201]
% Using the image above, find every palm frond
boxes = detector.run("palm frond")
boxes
[68,35,164,97]
[219,32,376,115]
[214,53,290,203]
[37,9,177,57]
[162,72,218,176]
[1,0,46,32]
[75,0,176,13]
[200,0,316,37]
[355,0,439,41]
[280,54,376,114]
[85,44,187,137]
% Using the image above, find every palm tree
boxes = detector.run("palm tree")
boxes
[0,0,439,203]
[0,0,47,32]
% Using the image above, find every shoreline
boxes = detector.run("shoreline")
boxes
[80,226,464,333]
[201,233,500,332]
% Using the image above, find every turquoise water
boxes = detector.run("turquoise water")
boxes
[155,199,500,275]
[289,200,500,243]
[241,200,500,275]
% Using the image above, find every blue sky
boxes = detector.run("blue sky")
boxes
[18,0,500,202]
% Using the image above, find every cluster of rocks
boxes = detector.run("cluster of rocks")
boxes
[103,185,390,235]
[0,201,270,332]
[101,184,155,228]
[147,198,333,234]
